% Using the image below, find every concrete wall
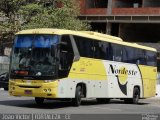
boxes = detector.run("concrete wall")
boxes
[112,8,160,15]
[0,56,9,74]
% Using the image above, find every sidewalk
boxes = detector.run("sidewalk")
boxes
[156,84,160,98]
[142,85,160,104]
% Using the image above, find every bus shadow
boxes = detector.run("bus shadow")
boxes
[0,99,150,109]
[0,99,72,109]
[81,99,149,106]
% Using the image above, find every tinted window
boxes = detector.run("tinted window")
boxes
[136,49,146,65]
[122,46,128,62]
[124,46,136,64]
[112,44,123,62]
[146,51,157,66]
[59,35,74,78]
[15,35,58,48]
[74,35,157,67]
[94,41,114,61]
[74,36,94,58]
[94,41,105,59]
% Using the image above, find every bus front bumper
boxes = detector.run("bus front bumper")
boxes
[9,80,58,98]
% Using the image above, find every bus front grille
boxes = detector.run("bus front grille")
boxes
[18,85,41,88]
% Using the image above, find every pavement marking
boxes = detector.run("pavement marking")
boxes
[92,106,122,111]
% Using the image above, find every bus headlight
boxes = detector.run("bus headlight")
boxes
[43,88,52,92]
[48,88,51,92]
[44,89,47,92]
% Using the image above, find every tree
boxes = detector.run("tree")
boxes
[0,0,26,31]
[0,0,90,54]
[0,0,90,31]
[19,0,90,30]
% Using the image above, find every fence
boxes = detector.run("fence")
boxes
[0,56,10,75]
[0,63,9,74]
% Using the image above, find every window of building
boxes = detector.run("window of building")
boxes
[86,0,108,8]
[143,1,160,7]
[114,0,142,8]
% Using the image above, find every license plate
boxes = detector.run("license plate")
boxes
[26,80,31,84]
[24,90,32,94]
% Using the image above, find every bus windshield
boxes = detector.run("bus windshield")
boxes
[10,34,59,80]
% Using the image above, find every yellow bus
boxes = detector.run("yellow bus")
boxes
[9,28,157,106]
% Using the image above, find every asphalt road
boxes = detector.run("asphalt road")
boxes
[0,89,160,120]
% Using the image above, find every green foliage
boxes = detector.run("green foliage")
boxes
[0,0,26,33]
[19,0,90,30]
[0,0,90,32]
[0,0,90,47]
[0,0,26,17]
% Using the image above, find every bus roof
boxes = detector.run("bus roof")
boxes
[16,28,157,52]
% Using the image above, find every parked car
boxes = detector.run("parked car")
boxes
[0,72,9,91]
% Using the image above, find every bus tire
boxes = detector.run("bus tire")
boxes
[97,98,110,104]
[124,87,140,104]
[35,97,44,105]
[132,87,140,104]
[72,86,82,107]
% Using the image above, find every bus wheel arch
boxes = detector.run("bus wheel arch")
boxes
[76,83,87,98]
[72,83,87,106]
[124,86,140,104]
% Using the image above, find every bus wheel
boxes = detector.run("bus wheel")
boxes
[124,87,140,104]
[97,98,110,104]
[72,86,82,106]
[132,87,140,104]
[35,97,44,105]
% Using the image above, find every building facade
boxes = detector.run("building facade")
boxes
[79,0,160,44]
[79,0,160,71]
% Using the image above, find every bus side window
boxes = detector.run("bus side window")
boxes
[59,35,74,77]
[137,49,146,65]
[94,41,104,59]
[74,36,94,58]
[125,47,135,64]
[106,43,113,60]
[122,46,128,62]
[112,44,122,62]
[146,51,157,66]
